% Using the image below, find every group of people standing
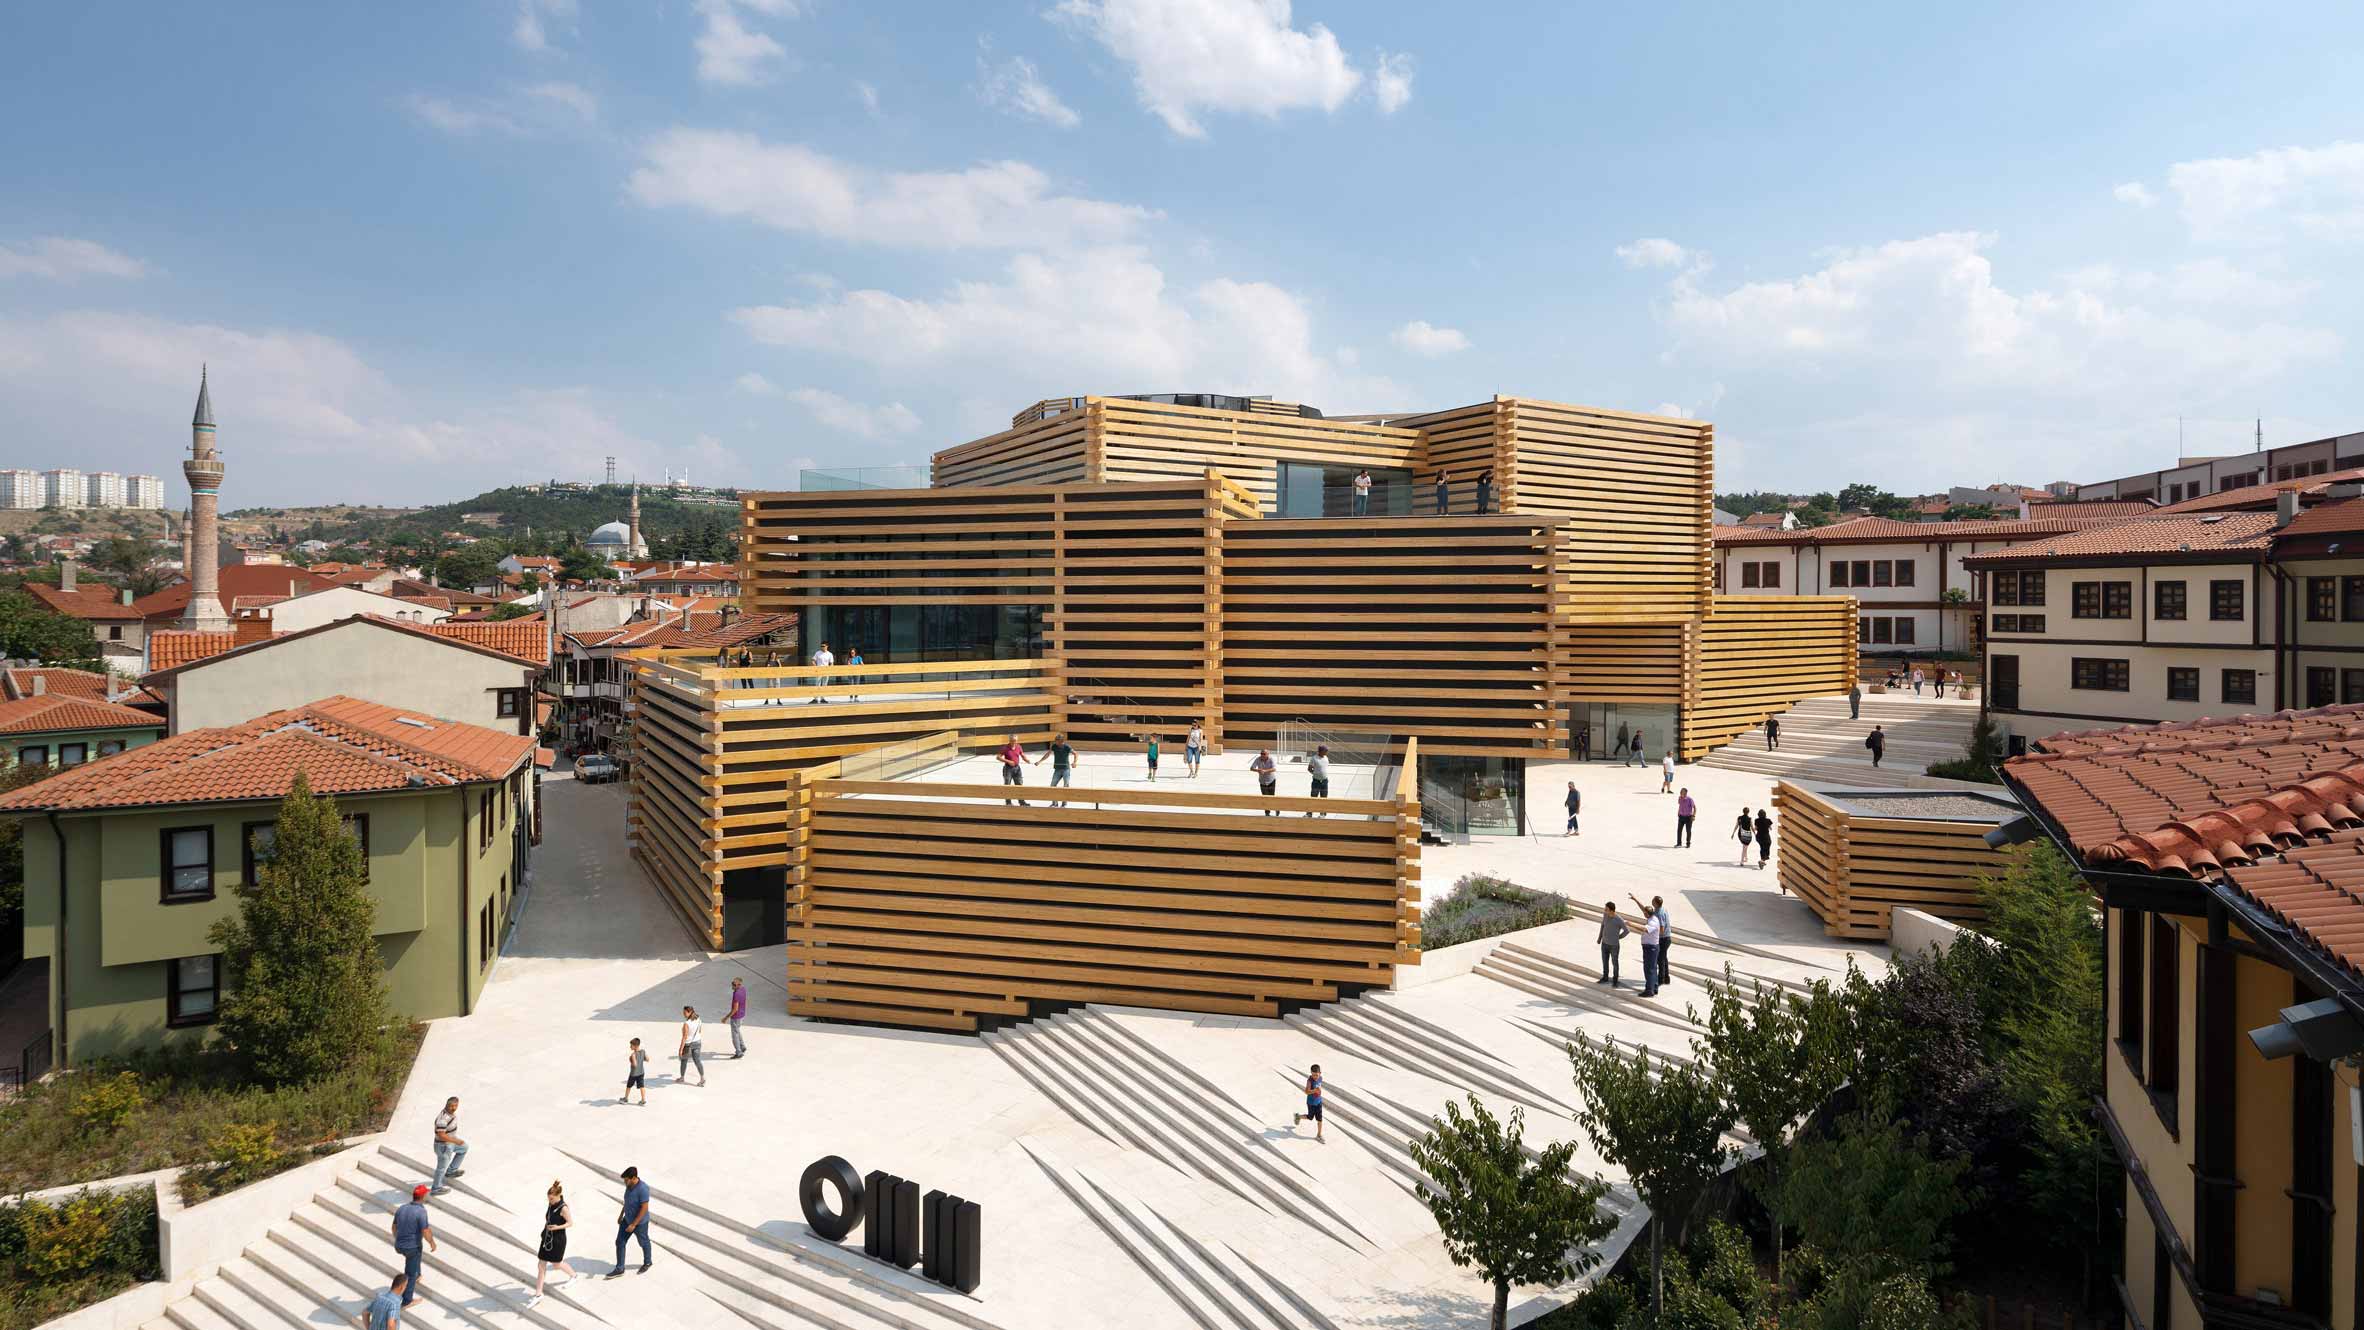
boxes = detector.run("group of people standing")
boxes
[1593,894,1676,997]
[994,729,1333,813]
[1570,723,1655,766]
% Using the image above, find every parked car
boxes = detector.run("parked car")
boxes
[575,754,619,783]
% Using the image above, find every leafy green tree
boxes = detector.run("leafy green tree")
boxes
[1410,1094,1614,1329]
[488,602,536,621]
[86,538,172,596]
[434,546,500,591]
[1943,503,1999,520]
[207,773,391,1086]
[559,546,615,583]
[1693,970,1849,1285]
[1924,713,2007,784]
[0,591,102,667]
[1569,1037,1736,1319]
[1777,1113,1968,1278]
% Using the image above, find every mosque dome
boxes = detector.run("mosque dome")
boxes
[588,520,633,548]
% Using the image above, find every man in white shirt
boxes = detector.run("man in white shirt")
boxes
[1351,469,1373,516]
[1639,910,1663,998]
[808,641,834,704]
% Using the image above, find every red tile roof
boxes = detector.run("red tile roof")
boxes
[1714,514,2117,547]
[2273,494,2364,540]
[575,611,795,651]
[145,630,237,671]
[133,566,335,620]
[423,619,549,665]
[1959,512,2274,565]
[0,694,166,736]
[2023,499,2160,519]
[26,583,141,620]
[2153,467,2364,516]
[0,695,535,813]
[2,668,160,707]
[143,615,546,683]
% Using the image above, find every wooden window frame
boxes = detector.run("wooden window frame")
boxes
[2166,667,2200,702]
[160,826,215,904]
[165,954,219,1028]
[2154,580,2187,621]
[2146,914,2180,1134]
[2210,579,2245,622]
[2072,657,2131,692]
[2222,669,2257,705]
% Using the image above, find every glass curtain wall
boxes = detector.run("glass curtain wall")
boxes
[799,605,1044,663]
[1276,461,1415,517]
[1567,701,1680,763]
[1417,754,1526,835]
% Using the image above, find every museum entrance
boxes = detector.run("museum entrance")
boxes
[1567,701,1679,762]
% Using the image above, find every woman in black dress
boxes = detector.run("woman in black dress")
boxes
[533,1180,573,1302]
[1754,809,1774,874]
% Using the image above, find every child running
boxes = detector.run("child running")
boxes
[1291,1064,1326,1143]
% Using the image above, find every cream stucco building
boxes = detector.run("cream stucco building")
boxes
[143,615,543,737]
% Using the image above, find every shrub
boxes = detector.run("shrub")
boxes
[1924,715,2007,784]
[0,1186,160,1328]
[68,1072,146,1137]
[1421,873,1570,950]
[178,1121,289,1203]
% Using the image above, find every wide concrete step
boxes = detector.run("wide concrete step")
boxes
[1283,996,1577,1117]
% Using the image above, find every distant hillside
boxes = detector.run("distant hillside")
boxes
[231,485,741,546]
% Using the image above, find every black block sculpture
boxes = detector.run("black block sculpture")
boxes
[799,1156,864,1243]
[891,1178,922,1268]
[954,1200,981,1294]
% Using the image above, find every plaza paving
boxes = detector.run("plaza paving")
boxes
[359,752,1893,1329]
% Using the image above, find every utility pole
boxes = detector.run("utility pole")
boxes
[2257,417,2265,452]
[605,456,617,486]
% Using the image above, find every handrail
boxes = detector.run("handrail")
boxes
[814,778,1399,817]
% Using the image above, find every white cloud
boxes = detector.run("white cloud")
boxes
[2167,140,2364,245]
[524,81,597,121]
[405,94,525,137]
[734,372,780,395]
[1372,51,1414,114]
[782,387,922,438]
[630,130,1154,250]
[0,236,146,282]
[1615,237,1694,269]
[2061,257,2315,310]
[694,0,787,87]
[2112,181,2158,208]
[979,53,1081,129]
[727,246,1407,426]
[1390,319,1468,357]
[855,80,880,113]
[512,0,575,52]
[1052,0,1365,138]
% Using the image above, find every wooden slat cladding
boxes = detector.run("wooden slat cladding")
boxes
[1384,400,1508,514]
[1554,622,1688,705]
[1220,516,1564,758]
[930,411,1093,489]
[787,768,1421,1032]
[1503,398,1713,625]
[1094,399,1423,512]
[740,486,1057,614]
[1772,781,2021,939]
[1682,596,1859,759]
[1052,476,1258,749]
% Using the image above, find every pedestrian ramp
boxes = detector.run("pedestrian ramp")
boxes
[138,1141,1010,1330]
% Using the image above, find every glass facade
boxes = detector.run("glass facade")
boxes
[1276,461,1415,517]
[1418,754,1525,835]
[799,604,1044,663]
[1567,701,1679,762]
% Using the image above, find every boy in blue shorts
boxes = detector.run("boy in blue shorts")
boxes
[1291,1064,1325,1143]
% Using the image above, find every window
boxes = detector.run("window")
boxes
[161,826,214,902]
[480,901,493,967]
[1894,617,1916,644]
[1850,560,1871,586]
[2310,577,2338,622]
[1759,562,1779,588]
[2103,582,2132,618]
[2071,658,2130,692]
[1871,560,1892,588]
[108,625,123,641]
[1741,562,1760,589]
[1829,561,1851,588]
[1990,613,2046,633]
[2016,572,2046,606]
[496,690,522,719]
[1892,559,1915,587]
[1989,570,2014,605]
[1869,617,1892,644]
[2210,579,2245,621]
[97,741,122,757]
[2167,668,2199,702]
[2308,667,2336,708]
[16,745,45,767]
[2346,670,2364,705]
[2223,669,2257,705]
[242,821,277,885]
[2115,909,2144,1050]
[166,955,219,1027]
[2072,582,2100,618]
[478,791,493,849]
[2153,580,2186,619]
[2147,915,2179,1124]
[2346,577,2364,622]
[57,743,86,767]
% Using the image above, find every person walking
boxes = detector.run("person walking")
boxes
[430,1098,467,1194]
[366,1274,406,1329]
[1185,722,1205,778]
[1866,724,1887,768]
[1250,748,1279,813]
[1735,808,1756,865]
[1563,781,1581,836]
[1911,666,1923,696]
[1574,723,1591,762]
[621,1038,647,1105]
[1659,750,1675,794]
[1144,732,1161,781]
[1675,787,1696,847]
[391,1184,436,1307]
[1291,1065,1325,1143]
[1305,744,1331,815]
[1612,722,1630,761]
[1035,732,1075,806]
[1765,715,1780,750]
[998,734,1029,806]
[1351,468,1372,517]
[1848,682,1863,720]
[724,977,747,1060]
[1932,670,1946,699]
[1596,904,1627,987]
[608,1167,652,1277]
[532,1181,573,1304]
[1434,471,1450,515]
[1474,468,1494,515]
[1755,808,1775,874]
[1638,909,1662,999]
[1630,731,1647,770]
[676,1006,706,1087]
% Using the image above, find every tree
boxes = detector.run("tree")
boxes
[434,545,500,591]
[86,538,173,597]
[0,591,102,667]
[1943,503,1999,520]
[207,773,391,1086]
[559,546,615,584]
[1694,970,1849,1285]
[1774,1112,1969,1284]
[488,602,536,621]
[1569,1037,1736,1319]
[1924,713,2007,784]
[1409,1094,1615,1329]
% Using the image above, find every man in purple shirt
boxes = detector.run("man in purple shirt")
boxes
[1674,787,1696,847]
[725,977,747,1059]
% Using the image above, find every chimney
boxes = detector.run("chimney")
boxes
[29,675,44,697]
[233,608,273,646]
[119,587,134,606]
[2278,490,2303,527]
[2017,498,2029,520]
[59,559,75,593]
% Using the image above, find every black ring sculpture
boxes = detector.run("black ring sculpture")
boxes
[799,1155,865,1242]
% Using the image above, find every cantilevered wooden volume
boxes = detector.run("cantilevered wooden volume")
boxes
[1771,781,2023,939]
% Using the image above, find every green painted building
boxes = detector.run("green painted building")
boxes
[2,695,538,1066]
[0,692,165,769]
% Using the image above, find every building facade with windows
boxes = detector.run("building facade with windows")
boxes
[2077,429,2364,504]
[83,471,126,509]
[2,697,535,1066]
[0,694,163,768]
[142,614,545,737]
[1966,515,2275,748]
[2003,709,2364,1330]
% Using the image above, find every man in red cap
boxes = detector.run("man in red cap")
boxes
[391,1183,437,1306]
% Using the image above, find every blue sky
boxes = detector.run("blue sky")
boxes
[3,1,2360,506]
